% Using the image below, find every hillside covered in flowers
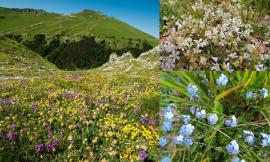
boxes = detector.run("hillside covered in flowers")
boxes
[0,35,160,161]
[160,0,270,71]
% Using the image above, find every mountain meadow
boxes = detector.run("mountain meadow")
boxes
[0,6,160,162]
[0,7,158,70]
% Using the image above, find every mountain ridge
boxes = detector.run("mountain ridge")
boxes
[0,6,157,43]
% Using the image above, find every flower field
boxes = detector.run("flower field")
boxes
[0,70,160,161]
[160,0,270,71]
[160,71,270,161]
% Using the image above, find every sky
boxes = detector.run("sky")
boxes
[0,0,159,38]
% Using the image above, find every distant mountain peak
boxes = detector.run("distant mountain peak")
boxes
[0,7,47,14]
[71,9,104,17]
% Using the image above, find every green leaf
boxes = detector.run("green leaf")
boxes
[215,83,245,101]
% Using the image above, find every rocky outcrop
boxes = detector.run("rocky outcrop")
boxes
[100,47,160,72]
[108,53,119,63]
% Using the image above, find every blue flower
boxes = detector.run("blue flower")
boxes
[163,104,175,123]
[226,140,239,155]
[187,85,199,101]
[179,124,195,136]
[161,121,173,132]
[182,115,190,124]
[246,91,256,99]
[259,88,268,98]
[161,156,171,162]
[183,136,193,146]
[232,157,246,162]
[164,110,174,122]
[187,84,198,95]
[190,93,199,101]
[260,133,270,147]
[160,137,168,147]
[207,113,219,125]
[225,115,238,127]
[243,130,255,145]
[216,74,228,86]
[176,77,180,82]
[164,103,176,112]
[195,109,206,120]
[232,157,240,162]
[173,135,184,144]
[190,106,198,115]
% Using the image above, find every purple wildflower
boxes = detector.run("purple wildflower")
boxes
[6,131,15,141]
[45,143,52,151]
[48,132,52,139]
[139,151,148,161]
[51,140,59,148]
[68,93,75,100]
[35,144,45,153]
[59,129,64,137]
[32,104,37,110]
[101,98,107,104]
[148,119,155,126]
[46,125,52,139]
[82,118,88,125]
[0,98,11,106]
[48,141,57,151]
[141,117,148,125]
[110,104,115,109]
[10,124,16,131]
[76,123,81,129]
[5,99,11,105]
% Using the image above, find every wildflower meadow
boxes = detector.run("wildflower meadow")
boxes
[0,70,160,161]
[160,71,270,161]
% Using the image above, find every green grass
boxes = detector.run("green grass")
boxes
[0,35,57,78]
[242,0,270,15]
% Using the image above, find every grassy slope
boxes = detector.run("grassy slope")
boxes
[0,31,159,162]
[0,33,159,78]
[0,35,57,78]
[0,8,158,45]
[0,7,160,160]
[0,43,160,161]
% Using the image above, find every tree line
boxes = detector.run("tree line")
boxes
[6,34,153,70]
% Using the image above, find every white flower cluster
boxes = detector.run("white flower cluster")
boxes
[160,0,270,71]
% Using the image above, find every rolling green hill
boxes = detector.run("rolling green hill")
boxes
[0,35,57,78]
[0,7,157,44]
[0,7,158,70]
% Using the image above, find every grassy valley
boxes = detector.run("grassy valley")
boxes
[0,7,158,70]
[0,5,160,161]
